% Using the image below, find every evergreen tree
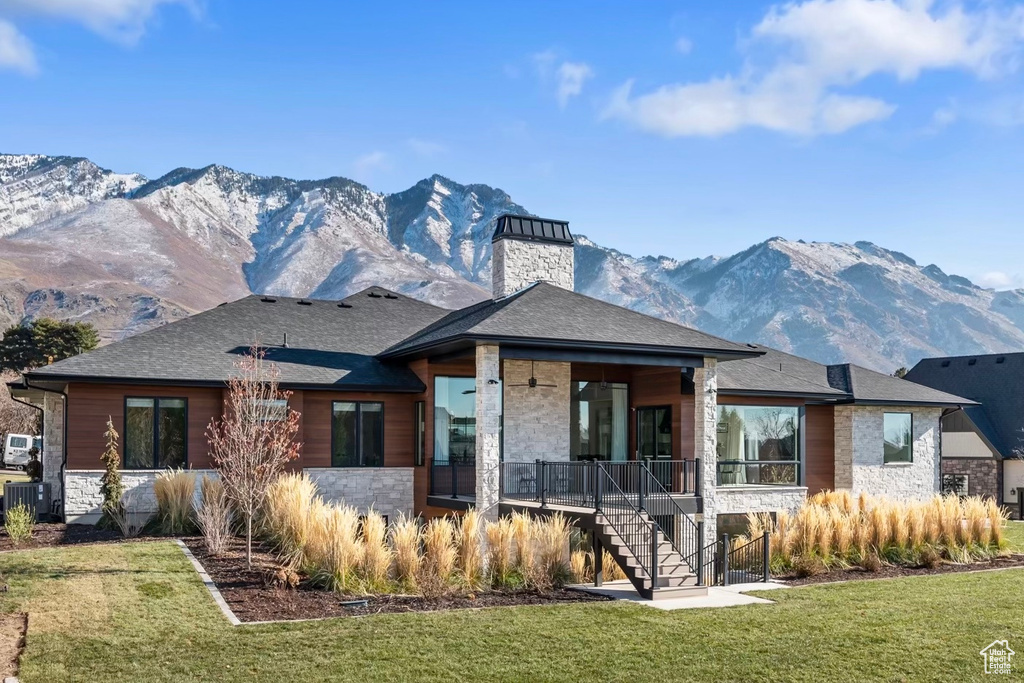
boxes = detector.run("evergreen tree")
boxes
[0,318,99,372]
[98,418,124,526]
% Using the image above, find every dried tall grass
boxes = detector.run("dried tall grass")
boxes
[420,517,457,596]
[195,475,233,555]
[570,550,591,583]
[263,473,319,569]
[360,510,392,591]
[305,503,363,592]
[756,492,1009,572]
[456,509,485,588]
[391,514,422,589]
[154,468,196,535]
[533,513,571,590]
[485,517,515,587]
[511,512,535,577]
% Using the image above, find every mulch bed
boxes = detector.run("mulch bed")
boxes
[0,523,124,552]
[778,553,1024,586]
[182,537,610,623]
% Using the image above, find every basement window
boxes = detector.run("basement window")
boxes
[124,397,187,469]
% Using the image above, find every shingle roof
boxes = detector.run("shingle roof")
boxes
[26,288,449,391]
[906,352,1024,456]
[719,346,971,406]
[381,282,761,360]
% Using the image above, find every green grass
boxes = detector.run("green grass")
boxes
[1003,520,1024,552]
[1,540,1022,682]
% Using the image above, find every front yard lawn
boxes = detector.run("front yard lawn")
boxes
[2,538,1022,682]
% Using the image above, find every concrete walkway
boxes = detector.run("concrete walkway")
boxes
[572,580,789,611]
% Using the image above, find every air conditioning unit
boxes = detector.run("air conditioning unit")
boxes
[4,482,51,521]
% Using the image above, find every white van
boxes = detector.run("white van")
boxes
[3,434,40,470]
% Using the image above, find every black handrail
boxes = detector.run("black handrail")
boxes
[594,462,659,592]
[636,462,703,577]
[702,533,771,586]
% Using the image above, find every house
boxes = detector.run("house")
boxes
[906,353,1024,514]
[8,214,970,598]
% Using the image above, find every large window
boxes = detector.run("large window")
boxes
[884,412,913,463]
[434,377,479,463]
[716,405,801,486]
[570,381,628,461]
[124,397,187,469]
[332,402,384,467]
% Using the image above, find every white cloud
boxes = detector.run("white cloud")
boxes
[0,0,196,44]
[605,0,1024,138]
[556,61,593,108]
[977,271,1022,290]
[675,37,693,54]
[352,151,390,178]
[407,138,447,157]
[0,19,35,74]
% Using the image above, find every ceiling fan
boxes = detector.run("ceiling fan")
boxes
[508,360,557,389]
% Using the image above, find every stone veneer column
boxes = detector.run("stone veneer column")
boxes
[834,405,854,490]
[42,393,64,515]
[693,359,718,547]
[475,344,502,522]
[501,360,570,462]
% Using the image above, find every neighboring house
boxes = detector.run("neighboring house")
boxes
[906,353,1024,514]
[8,214,970,598]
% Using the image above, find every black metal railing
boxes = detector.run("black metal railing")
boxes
[703,533,771,586]
[634,464,702,579]
[594,463,660,593]
[717,460,799,486]
[429,459,477,498]
[643,458,701,496]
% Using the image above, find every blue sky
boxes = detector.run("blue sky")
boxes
[2,1,1024,288]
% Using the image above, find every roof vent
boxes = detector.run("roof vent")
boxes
[297,299,312,306]
[337,302,352,309]
[997,356,1006,364]
[968,358,977,366]
[261,296,277,303]
[384,293,399,299]
[941,360,950,367]
[367,292,382,298]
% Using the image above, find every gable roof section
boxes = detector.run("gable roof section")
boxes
[380,282,761,361]
[719,346,972,406]
[25,287,449,391]
[907,352,1024,456]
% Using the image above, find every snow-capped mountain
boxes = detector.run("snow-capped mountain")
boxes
[1,153,1022,372]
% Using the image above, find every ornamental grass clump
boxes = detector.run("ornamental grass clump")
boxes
[305,503,363,593]
[391,514,422,590]
[263,473,319,569]
[154,468,196,535]
[756,492,1009,575]
[485,517,515,588]
[533,513,572,590]
[420,517,457,598]
[456,509,484,589]
[360,510,392,592]
[195,475,233,555]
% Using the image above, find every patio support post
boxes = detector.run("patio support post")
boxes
[693,359,718,548]
[763,532,771,583]
[593,533,603,587]
[475,344,502,523]
[721,533,730,587]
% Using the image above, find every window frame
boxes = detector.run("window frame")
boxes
[330,400,385,468]
[715,404,804,487]
[414,400,426,467]
[123,396,189,470]
[883,411,914,464]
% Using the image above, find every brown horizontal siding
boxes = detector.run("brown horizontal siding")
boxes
[300,391,418,469]
[804,404,835,495]
[66,383,223,469]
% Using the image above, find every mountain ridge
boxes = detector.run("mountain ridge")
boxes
[1,152,1021,372]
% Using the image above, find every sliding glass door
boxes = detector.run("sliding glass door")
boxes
[570,381,628,461]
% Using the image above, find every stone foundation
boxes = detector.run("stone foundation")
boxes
[715,485,808,516]
[305,468,414,521]
[64,469,216,524]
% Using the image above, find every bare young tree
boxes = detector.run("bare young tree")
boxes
[206,345,301,568]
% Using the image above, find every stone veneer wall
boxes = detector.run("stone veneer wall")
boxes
[835,405,941,500]
[42,393,64,514]
[694,360,719,547]
[502,360,570,463]
[475,344,502,522]
[305,468,414,520]
[492,238,574,298]
[716,486,808,516]
[941,458,1000,501]
[64,469,217,523]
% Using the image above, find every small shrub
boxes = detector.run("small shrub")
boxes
[485,517,515,588]
[4,504,33,547]
[97,417,123,529]
[919,544,942,569]
[360,510,392,592]
[109,492,151,539]
[195,476,233,555]
[859,551,882,573]
[266,567,301,590]
[456,509,484,589]
[391,514,422,590]
[154,468,196,535]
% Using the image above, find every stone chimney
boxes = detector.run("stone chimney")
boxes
[491,214,575,299]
